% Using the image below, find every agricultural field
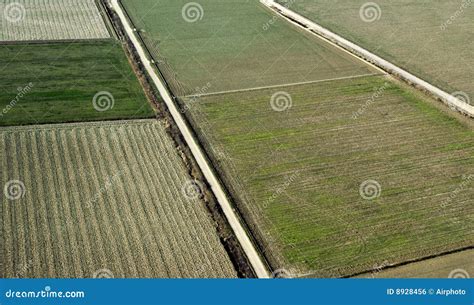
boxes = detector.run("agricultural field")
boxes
[0,119,236,278]
[0,40,155,126]
[121,0,377,96]
[276,0,474,104]
[182,75,474,277]
[122,0,474,277]
[0,0,110,41]
[357,250,474,278]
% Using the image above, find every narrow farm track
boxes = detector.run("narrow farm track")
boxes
[262,0,474,117]
[1,120,236,278]
[111,0,271,278]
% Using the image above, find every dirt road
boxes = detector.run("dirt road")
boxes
[110,0,271,278]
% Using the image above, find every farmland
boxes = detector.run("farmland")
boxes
[357,250,474,278]
[1,119,236,278]
[121,0,474,277]
[183,75,474,277]
[0,0,110,41]
[121,0,376,96]
[276,0,474,104]
[0,40,155,126]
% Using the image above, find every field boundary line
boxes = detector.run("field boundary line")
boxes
[182,73,383,98]
[0,38,113,45]
[348,245,474,279]
[111,0,270,278]
[261,0,474,118]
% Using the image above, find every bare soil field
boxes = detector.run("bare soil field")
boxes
[1,119,236,278]
[0,0,110,41]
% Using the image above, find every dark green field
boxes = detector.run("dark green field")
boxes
[0,41,155,126]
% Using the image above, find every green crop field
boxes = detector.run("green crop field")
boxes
[357,250,474,278]
[182,75,474,277]
[276,0,474,104]
[0,40,155,126]
[1,119,236,278]
[0,0,110,41]
[121,0,376,96]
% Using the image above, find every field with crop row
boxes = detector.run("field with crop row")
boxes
[0,40,155,126]
[183,75,474,277]
[121,0,376,96]
[0,0,110,41]
[276,0,474,104]
[1,119,236,278]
